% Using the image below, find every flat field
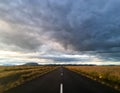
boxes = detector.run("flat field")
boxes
[66,66,120,91]
[0,66,57,93]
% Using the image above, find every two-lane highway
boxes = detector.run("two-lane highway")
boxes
[5,67,120,93]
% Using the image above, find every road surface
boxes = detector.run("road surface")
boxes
[5,67,120,93]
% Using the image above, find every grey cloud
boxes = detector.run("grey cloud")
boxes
[0,29,42,52]
[37,54,92,62]
[0,0,120,62]
[40,56,86,62]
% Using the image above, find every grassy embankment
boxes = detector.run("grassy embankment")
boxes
[0,66,58,93]
[66,66,120,91]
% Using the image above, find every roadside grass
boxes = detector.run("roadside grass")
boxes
[0,66,58,93]
[66,66,120,91]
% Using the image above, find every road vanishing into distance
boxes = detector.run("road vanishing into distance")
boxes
[6,67,120,93]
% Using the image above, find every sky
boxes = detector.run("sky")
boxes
[0,0,120,65]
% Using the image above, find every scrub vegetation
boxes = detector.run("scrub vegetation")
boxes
[0,66,57,93]
[66,66,120,91]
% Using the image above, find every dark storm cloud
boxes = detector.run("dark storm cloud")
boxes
[0,0,120,61]
[39,56,89,62]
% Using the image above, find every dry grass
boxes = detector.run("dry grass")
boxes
[66,66,120,91]
[0,66,58,93]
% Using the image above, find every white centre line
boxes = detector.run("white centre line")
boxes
[61,72,63,76]
[60,83,63,93]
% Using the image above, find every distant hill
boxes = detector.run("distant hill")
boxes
[23,62,39,66]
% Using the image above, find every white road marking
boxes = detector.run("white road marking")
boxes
[61,73,63,76]
[60,83,63,93]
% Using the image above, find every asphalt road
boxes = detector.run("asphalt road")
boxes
[5,67,120,93]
